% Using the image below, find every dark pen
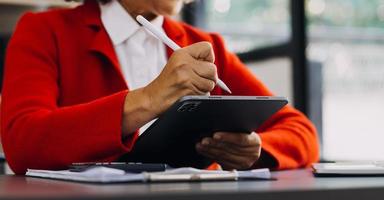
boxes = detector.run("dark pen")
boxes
[69,162,169,173]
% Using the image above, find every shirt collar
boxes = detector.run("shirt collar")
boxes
[100,0,164,45]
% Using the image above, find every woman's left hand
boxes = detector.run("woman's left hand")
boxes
[196,132,262,170]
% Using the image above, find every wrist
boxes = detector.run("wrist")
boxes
[121,88,156,137]
[141,86,158,116]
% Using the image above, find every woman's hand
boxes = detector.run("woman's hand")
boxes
[196,132,262,170]
[143,41,218,115]
[121,42,217,137]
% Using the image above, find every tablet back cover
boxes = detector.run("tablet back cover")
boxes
[120,96,287,169]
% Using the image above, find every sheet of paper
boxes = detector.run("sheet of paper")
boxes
[26,167,272,183]
[147,167,238,182]
[237,168,272,180]
[27,167,145,183]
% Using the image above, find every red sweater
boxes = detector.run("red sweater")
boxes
[1,0,319,174]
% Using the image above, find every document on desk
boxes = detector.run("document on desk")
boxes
[26,167,272,183]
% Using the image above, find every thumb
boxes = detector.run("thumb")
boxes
[183,42,215,63]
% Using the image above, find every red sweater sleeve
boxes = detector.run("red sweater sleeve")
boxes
[1,14,138,174]
[210,34,320,170]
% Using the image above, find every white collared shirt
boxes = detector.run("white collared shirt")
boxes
[100,1,167,133]
[100,0,167,91]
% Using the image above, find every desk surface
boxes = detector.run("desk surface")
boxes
[1,169,384,200]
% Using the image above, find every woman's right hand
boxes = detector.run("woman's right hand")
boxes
[121,42,218,137]
[144,41,218,115]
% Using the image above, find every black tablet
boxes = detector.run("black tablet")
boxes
[121,96,288,169]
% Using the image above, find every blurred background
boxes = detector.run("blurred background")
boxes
[306,0,384,161]
[0,0,383,167]
[191,0,384,161]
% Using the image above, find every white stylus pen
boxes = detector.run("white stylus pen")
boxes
[136,15,232,94]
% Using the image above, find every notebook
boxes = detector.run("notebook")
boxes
[313,162,384,177]
[26,167,272,183]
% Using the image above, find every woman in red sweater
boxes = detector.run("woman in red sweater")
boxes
[1,0,319,174]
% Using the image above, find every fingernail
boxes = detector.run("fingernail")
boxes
[202,138,210,145]
[213,133,221,140]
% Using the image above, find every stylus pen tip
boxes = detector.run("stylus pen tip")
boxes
[217,79,232,94]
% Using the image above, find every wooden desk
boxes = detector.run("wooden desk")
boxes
[0,169,384,200]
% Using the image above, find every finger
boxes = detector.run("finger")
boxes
[187,83,211,96]
[198,146,254,170]
[196,143,255,170]
[198,151,238,170]
[190,71,216,93]
[165,61,209,96]
[201,138,261,167]
[191,61,218,83]
[213,132,261,147]
[206,154,240,170]
[183,42,215,63]
[210,140,261,156]
[196,143,243,170]
[201,137,260,156]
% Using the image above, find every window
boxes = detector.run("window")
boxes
[186,0,294,102]
[186,0,384,161]
[204,0,290,53]
[307,0,384,160]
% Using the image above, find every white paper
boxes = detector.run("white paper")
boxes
[26,167,271,183]
[147,167,238,182]
[237,168,272,179]
[27,167,145,183]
